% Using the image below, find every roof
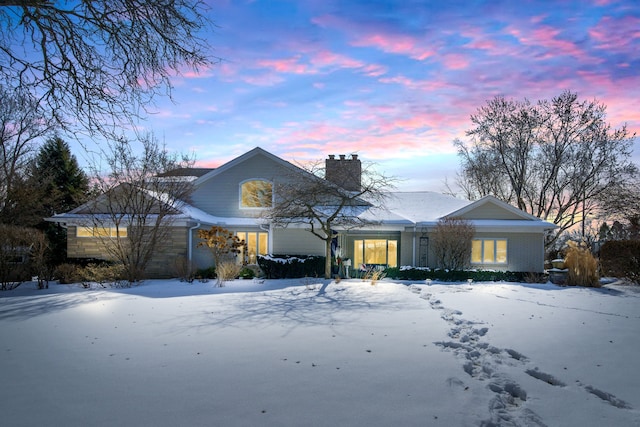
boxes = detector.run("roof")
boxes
[383,191,471,223]
[158,168,214,178]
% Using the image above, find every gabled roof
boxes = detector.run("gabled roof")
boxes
[383,191,471,223]
[446,195,544,221]
[194,147,306,185]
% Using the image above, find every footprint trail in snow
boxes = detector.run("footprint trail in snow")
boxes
[409,284,634,426]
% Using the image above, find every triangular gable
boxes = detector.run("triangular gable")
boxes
[194,147,306,185]
[445,195,543,221]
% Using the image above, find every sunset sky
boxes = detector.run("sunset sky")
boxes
[135,0,639,192]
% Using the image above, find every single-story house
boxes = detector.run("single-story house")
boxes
[47,147,556,277]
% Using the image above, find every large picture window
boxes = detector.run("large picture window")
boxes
[241,180,273,208]
[353,239,397,268]
[236,231,268,264]
[77,226,127,238]
[471,239,507,264]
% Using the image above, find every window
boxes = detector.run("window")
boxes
[77,226,127,238]
[354,239,397,268]
[236,231,268,264]
[471,239,507,264]
[241,180,273,208]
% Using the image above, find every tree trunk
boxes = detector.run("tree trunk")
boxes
[325,237,333,279]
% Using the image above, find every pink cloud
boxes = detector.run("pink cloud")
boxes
[378,75,452,92]
[589,15,640,53]
[442,54,470,70]
[352,33,436,60]
[257,57,314,74]
[505,24,595,62]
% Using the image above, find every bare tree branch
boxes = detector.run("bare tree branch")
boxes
[455,91,636,247]
[0,0,215,136]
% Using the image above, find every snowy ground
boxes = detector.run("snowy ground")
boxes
[1,277,639,427]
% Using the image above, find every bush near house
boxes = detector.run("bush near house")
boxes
[385,267,532,283]
[257,255,325,279]
[600,240,640,283]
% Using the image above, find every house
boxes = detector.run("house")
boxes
[47,147,556,277]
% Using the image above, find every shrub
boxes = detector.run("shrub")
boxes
[195,266,216,280]
[362,267,386,285]
[600,240,640,283]
[430,217,475,270]
[564,241,599,287]
[257,255,325,279]
[239,267,255,279]
[55,263,82,284]
[215,261,242,286]
[384,267,529,283]
[174,256,197,283]
[79,263,126,288]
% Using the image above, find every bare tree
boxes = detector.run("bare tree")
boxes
[0,224,45,290]
[263,159,397,279]
[81,133,195,282]
[455,91,636,246]
[596,172,640,226]
[0,1,213,136]
[430,217,475,271]
[0,85,56,225]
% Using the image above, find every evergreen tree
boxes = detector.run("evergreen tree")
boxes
[35,137,90,216]
[33,137,90,266]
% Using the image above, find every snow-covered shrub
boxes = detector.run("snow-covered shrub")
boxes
[257,255,324,279]
[564,241,599,287]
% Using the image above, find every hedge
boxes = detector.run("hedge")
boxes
[257,255,325,279]
[384,267,531,283]
[600,240,640,282]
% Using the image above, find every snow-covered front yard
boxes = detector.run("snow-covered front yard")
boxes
[1,278,639,426]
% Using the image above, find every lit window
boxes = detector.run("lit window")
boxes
[241,180,273,208]
[236,231,268,264]
[77,226,127,238]
[471,239,507,264]
[354,239,397,268]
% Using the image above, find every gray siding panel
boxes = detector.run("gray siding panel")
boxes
[471,232,544,272]
[272,228,325,256]
[191,154,290,217]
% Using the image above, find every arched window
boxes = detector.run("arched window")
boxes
[241,180,273,208]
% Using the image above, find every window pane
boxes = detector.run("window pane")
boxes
[471,240,482,263]
[354,240,363,267]
[77,227,93,237]
[365,240,386,264]
[241,180,272,208]
[496,240,507,263]
[247,233,258,263]
[258,232,268,256]
[483,240,495,263]
[387,240,397,267]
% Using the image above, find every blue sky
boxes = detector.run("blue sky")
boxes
[131,0,639,192]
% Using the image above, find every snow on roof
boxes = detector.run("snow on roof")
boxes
[381,191,472,223]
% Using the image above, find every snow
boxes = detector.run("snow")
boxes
[1,278,639,426]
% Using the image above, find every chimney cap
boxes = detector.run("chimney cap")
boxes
[328,154,335,159]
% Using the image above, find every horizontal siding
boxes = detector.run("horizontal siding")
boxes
[67,226,189,278]
[469,232,544,272]
[459,204,523,220]
[191,154,291,217]
[272,228,325,256]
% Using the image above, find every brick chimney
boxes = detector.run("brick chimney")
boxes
[325,154,361,191]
